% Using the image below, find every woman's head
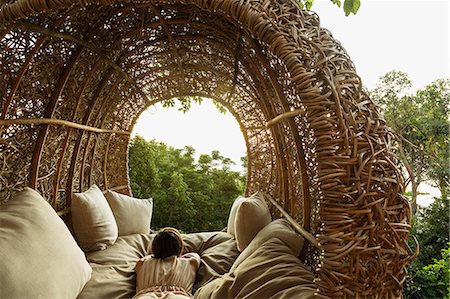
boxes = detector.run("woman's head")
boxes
[152,227,184,259]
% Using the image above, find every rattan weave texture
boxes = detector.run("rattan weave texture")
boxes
[0,0,415,297]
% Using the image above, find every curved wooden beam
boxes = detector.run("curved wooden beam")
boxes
[0,118,130,135]
[246,33,313,230]
[83,78,122,189]
[53,60,103,209]
[263,192,319,249]
[29,47,83,188]
[66,68,115,195]
[15,21,152,105]
[147,2,186,80]
[1,36,46,120]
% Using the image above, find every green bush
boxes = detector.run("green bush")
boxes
[404,196,450,298]
[405,245,450,298]
[128,136,245,232]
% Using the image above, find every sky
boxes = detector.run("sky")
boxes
[313,0,449,92]
[132,0,449,206]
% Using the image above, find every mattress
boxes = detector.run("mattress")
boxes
[77,231,239,299]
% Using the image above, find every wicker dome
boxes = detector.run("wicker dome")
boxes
[0,0,414,297]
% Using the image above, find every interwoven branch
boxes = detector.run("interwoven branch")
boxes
[0,0,414,297]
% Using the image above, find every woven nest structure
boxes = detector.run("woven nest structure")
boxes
[0,0,415,297]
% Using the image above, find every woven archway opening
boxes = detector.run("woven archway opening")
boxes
[0,0,414,297]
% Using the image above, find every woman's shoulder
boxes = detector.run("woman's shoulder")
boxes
[181,252,200,260]
[180,252,201,268]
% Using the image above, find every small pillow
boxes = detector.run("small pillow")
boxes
[231,218,305,271]
[0,188,92,298]
[226,196,246,236]
[72,184,118,251]
[105,190,153,236]
[234,191,272,251]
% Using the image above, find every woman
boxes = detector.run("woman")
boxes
[134,227,201,299]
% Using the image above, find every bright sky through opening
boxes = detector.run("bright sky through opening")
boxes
[132,0,449,206]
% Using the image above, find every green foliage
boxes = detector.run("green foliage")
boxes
[417,79,450,199]
[161,96,229,114]
[343,0,361,16]
[213,101,228,114]
[405,241,450,298]
[420,246,450,299]
[405,245,450,299]
[298,0,360,16]
[413,197,450,266]
[161,96,203,113]
[128,136,245,232]
[371,72,449,297]
[404,196,450,298]
[371,72,450,207]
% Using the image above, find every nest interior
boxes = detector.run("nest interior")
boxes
[0,0,415,297]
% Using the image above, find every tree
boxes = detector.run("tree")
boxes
[128,135,162,199]
[417,79,450,200]
[165,171,196,231]
[370,71,450,213]
[371,72,450,297]
[128,136,245,232]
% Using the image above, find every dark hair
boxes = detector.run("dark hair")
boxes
[152,227,184,259]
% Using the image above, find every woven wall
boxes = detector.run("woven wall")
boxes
[0,0,415,297]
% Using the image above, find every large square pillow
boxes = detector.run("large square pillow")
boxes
[105,190,153,236]
[0,187,92,298]
[234,191,272,251]
[194,237,315,299]
[72,184,118,251]
[231,218,305,271]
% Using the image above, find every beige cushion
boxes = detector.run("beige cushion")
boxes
[81,231,240,297]
[72,184,118,251]
[234,192,272,251]
[231,218,305,271]
[0,187,92,298]
[105,190,153,236]
[194,237,315,299]
[226,196,246,236]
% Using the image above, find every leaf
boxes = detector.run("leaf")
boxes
[213,100,227,114]
[332,0,341,8]
[162,98,175,107]
[343,0,360,16]
[352,0,361,13]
